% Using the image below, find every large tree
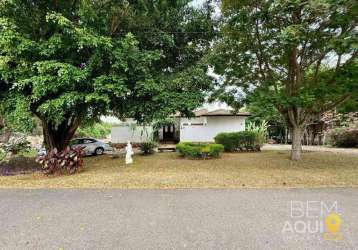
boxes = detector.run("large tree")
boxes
[0,0,216,150]
[210,0,358,160]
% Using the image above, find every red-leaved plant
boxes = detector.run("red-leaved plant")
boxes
[36,146,85,175]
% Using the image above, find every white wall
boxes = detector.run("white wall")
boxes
[111,126,153,143]
[180,116,246,142]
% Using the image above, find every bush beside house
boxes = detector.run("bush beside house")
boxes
[176,142,224,159]
[214,131,261,152]
[139,141,158,155]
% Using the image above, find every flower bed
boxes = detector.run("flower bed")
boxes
[176,142,224,159]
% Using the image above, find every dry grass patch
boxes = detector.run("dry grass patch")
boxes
[0,150,357,188]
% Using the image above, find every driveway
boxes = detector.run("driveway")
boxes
[263,144,358,155]
[0,189,357,249]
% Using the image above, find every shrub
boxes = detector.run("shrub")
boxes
[213,133,238,152]
[246,120,268,146]
[203,144,225,158]
[36,147,84,175]
[327,127,358,148]
[0,135,31,161]
[176,142,224,159]
[214,131,260,152]
[139,141,158,155]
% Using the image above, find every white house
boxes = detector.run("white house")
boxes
[111,108,250,144]
[179,109,248,142]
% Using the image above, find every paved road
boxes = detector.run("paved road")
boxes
[0,189,357,250]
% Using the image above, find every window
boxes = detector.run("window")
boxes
[70,139,80,145]
[83,139,95,144]
[182,123,203,126]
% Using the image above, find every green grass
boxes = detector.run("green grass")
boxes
[22,149,37,158]
[0,149,37,160]
[0,150,358,188]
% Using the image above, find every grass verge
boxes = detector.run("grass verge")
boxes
[0,150,357,188]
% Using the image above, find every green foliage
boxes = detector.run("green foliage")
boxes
[176,142,224,159]
[246,92,288,142]
[214,131,260,152]
[327,128,358,148]
[0,95,34,133]
[213,133,238,152]
[213,0,358,113]
[0,1,215,150]
[246,91,286,126]
[152,118,176,131]
[76,123,112,139]
[246,121,268,146]
[139,141,158,155]
[210,0,358,159]
[338,96,358,114]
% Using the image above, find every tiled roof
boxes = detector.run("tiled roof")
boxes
[193,109,209,116]
[175,109,250,117]
[195,109,250,117]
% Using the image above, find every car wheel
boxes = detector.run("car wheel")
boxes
[94,147,104,155]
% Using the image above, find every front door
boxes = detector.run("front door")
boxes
[163,124,175,141]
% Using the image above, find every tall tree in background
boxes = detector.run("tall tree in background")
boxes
[0,0,216,150]
[211,0,358,160]
[246,91,288,143]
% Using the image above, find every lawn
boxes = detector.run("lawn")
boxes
[0,150,358,188]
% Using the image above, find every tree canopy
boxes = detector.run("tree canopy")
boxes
[0,0,216,150]
[210,0,358,160]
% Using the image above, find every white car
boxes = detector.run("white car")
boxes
[70,138,113,155]
[38,138,112,156]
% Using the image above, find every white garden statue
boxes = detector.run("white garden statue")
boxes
[125,141,134,165]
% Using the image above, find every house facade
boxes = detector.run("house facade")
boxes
[111,109,249,144]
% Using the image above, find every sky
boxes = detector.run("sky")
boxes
[191,0,207,7]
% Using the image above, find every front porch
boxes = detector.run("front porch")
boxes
[158,123,178,152]
[156,119,180,144]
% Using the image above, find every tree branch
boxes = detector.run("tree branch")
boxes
[320,94,352,113]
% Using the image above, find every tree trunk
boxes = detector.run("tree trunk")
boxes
[0,128,11,143]
[0,117,11,143]
[41,120,79,151]
[291,126,303,161]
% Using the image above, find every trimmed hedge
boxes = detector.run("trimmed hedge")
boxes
[214,131,260,152]
[176,142,224,159]
[327,128,358,148]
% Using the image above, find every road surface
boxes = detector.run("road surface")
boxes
[0,188,357,249]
